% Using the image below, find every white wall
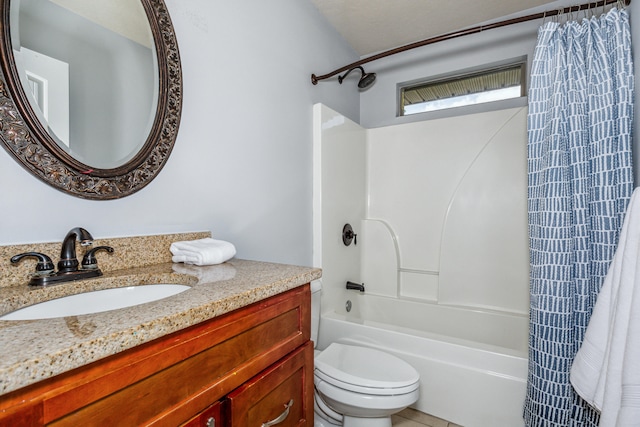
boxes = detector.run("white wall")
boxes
[313,104,366,312]
[0,1,359,267]
[314,104,529,316]
[366,107,529,314]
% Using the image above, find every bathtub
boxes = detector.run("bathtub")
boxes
[316,293,528,427]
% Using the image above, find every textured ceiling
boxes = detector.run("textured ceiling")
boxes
[310,0,559,56]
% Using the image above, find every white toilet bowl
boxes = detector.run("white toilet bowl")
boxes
[310,281,420,426]
[313,342,420,427]
[314,392,343,426]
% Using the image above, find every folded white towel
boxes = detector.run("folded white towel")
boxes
[170,238,236,266]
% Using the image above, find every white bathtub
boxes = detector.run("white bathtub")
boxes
[316,293,528,427]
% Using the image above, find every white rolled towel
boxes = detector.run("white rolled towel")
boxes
[170,238,236,266]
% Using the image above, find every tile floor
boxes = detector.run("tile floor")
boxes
[392,408,463,427]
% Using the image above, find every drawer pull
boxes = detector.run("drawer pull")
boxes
[261,399,294,427]
[206,417,215,427]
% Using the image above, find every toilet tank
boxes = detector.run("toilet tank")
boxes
[310,280,322,345]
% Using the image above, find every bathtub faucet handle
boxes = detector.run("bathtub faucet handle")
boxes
[343,224,357,246]
[346,281,365,292]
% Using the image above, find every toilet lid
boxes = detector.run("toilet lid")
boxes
[315,343,419,391]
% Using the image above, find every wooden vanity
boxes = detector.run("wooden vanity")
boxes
[0,285,313,426]
[0,233,320,426]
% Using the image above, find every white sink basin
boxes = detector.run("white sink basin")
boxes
[0,284,190,320]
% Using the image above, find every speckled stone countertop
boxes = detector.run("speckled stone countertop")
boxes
[0,232,321,397]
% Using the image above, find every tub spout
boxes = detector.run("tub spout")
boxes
[346,281,365,292]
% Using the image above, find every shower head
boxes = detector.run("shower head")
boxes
[338,66,376,89]
[357,70,377,89]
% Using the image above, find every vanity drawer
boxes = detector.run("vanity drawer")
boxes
[226,341,313,427]
[180,401,221,427]
[0,285,311,427]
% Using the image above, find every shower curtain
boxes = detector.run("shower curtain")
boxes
[524,7,634,427]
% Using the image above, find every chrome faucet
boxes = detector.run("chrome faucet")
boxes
[11,227,113,287]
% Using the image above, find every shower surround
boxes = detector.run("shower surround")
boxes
[313,103,529,426]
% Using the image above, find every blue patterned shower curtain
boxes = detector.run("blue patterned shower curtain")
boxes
[524,8,634,427]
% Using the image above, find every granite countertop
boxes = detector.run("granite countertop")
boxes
[0,259,321,397]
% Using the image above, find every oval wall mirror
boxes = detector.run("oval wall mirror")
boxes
[0,0,182,199]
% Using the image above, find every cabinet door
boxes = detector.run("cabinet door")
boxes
[226,342,313,427]
[180,401,221,427]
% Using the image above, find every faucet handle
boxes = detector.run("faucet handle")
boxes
[342,224,357,246]
[81,246,114,270]
[11,252,55,275]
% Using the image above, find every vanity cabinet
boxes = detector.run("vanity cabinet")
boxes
[0,285,313,426]
[226,343,311,426]
[181,401,221,427]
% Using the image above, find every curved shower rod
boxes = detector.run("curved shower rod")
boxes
[311,0,630,86]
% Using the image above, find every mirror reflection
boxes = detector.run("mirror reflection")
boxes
[11,0,158,169]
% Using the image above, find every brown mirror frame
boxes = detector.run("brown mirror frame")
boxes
[0,0,182,200]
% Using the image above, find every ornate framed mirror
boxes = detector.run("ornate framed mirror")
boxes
[0,0,181,199]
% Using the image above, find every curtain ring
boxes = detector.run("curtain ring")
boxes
[567,6,574,23]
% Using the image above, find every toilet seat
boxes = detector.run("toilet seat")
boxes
[314,343,420,396]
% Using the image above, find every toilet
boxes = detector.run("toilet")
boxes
[311,281,420,427]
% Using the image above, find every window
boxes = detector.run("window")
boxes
[399,61,526,116]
